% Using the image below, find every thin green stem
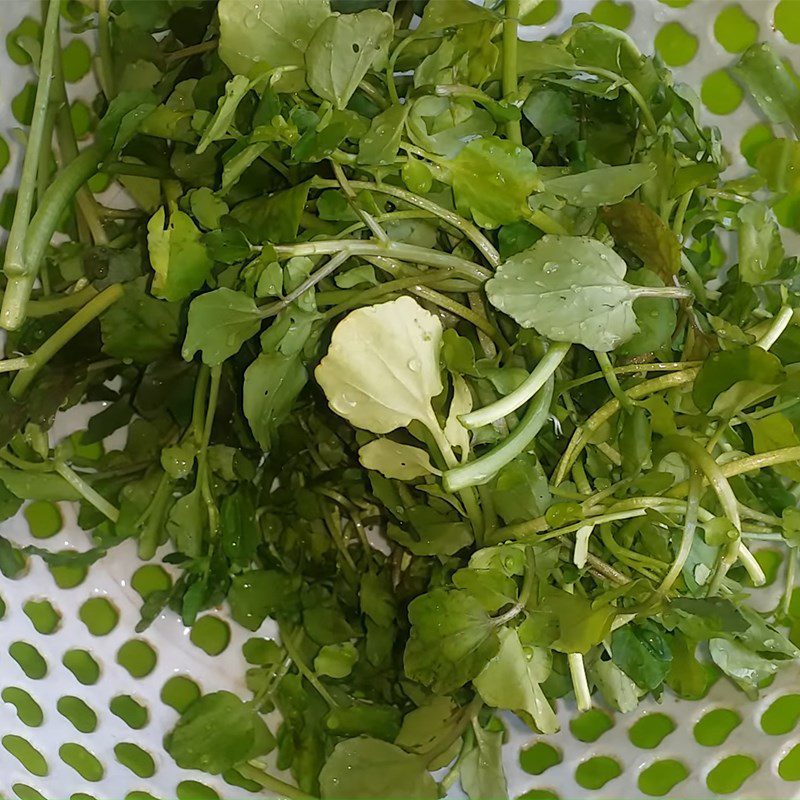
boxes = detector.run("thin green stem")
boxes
[658,471,701,595]
[462,343,569,429]
[502,0,522,143]
[632,286,693,300]
[0,357,31,374]
[237,764,315,800]
[756,305,793,351]
[274,239,491,282]
[575,64,657,133]
[2,0,61,328]
[568,653,592,711]
[558,361,700,394]
[10,283,123,398]
[444,377,554,492]
[782,548,797,619]
[97,0,114,97]
[54,461,119,522]
[280,627,338,709]
[596,351,634,413]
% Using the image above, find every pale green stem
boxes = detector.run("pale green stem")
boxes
[756,305,793,351]
[596,351,634,413]
[462,343,569,429]
[0,357,31,373]
[237,764,315,800]
[658,471,701,595]
[502,0,522,143]
[568,653,592,711]
[54,461,119,522]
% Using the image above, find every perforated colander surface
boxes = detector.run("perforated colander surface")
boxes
[1,1,800,798]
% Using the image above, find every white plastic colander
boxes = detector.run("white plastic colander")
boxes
[1,1,799,798]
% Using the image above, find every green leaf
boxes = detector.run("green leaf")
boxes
[166,488,206,558]
[602,200,681,279]
[244,351,307,451]
[407,96,495,159]
[147,206,213,302]
[473,628,559,733]
[229,570,301,630]
[197,75,253,154]
[542,163,655,208]
[395,696,462,758]
[616,268,678,357]
[100,278,181,363]
[360,570,395,627]
[692,346,785,416]
[611,621,672,692]
[522,88,578,139]
[165,691,274,774]
[319,737,437,799]
[486,235,640,351]
[306,9,393,109]
[0,481,23,522]
[387,506,473,557]
[231,182,310,244]
[217,0,331,91]
[445,136,541,228]
[490,454,551,526]
[749,413,800,481]
[733,43,800,136]
[314,642,358,678]
[316,297,444,435]
[0,469,81,502]
[358,439,440,480]
[358,104,409,166]
[188,188,229,230]
[404,588,499,694]
[589,658,643,712]
[460,717,508,800]
[755,139,800,194]
[708,638,777,700]
[183,288,263,366]
[416,0,498,33]
[738,202,784,285]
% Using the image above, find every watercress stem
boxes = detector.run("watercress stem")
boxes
[462,343,569,429]
[595,351,634,413]
[54,461,119,522]
[2,0,61,328]
[274,239,491,282]
[237,764,315,800]
[502,0,522,144]
[9,283,123,398]
[658,471,701,595]
[444,377,554,492]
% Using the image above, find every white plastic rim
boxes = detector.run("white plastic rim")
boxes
[1,1,800,799]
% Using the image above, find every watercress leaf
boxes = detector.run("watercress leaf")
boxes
[395,696,461,756]
[231,182,310,244]
[244,351,307,451]
[100,278,181,363]
[733,43,800,135]
[306,9,393,109]
[490,454,551,525]
[543,163,655,208]
[315,297,444,435]
[315,642,358,678]
[486,235,640,351]
[197,75,253,154]
[147,206,214,302]
[217,0,331,91]
[755,139,800,194]
[202,229,253,264]
[0,481,23,522]
[166,487,206,558]
[738,202,784,285]
[229,570,301,630]
[460,716,508,800]
[388,506,473,556]
[748,413,800,481]
[444,374,472,458]
[407,96,495,159]
[692,346,785,416]
[445,136,541,228]
[183,288,263,366]
[404,588,500,694]
[334,265,377,288]
[358,439,440,480]
[358,103,409,166]
[602,200,681,279]
[522,88,578,140]
[453,567,518,613]
[319,737,437,799]
[708,638,777,700]
[417,0,498,33]
[0,536,27,577]
[189,188,229,230]
[616,268,677,357]
[611,621,672,692]
[0,469,81,502]
[360,570,395,627]
[589,658,643,712]
[165,691,275,774]
[474,628,559,734]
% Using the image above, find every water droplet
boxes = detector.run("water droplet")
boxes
[407,358,421,372]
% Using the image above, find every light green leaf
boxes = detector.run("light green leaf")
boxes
[196,75,252,154]
[708,638,778,700]
[460,717,508,800]
[738,202,784,285]
[522,88,578,139]
[358,439,441,481]
[407,96,495,159]
[589,658,643,712]
[166,488,205,558]
[755,139,800,194]
[395,696,461,755]
[542,163,655,208]
[474,628,559,734]
[319,737,437,799]
[244,351,307,451]
[404,588,499,694]
[218,0,331,91]
[315,642,358,678]
[444,373,472,459]
[316,297,444,435]
[358,104,409,166]
[486,235,640,351]
[616,269,678,357]
[147,207,213,302]
[748,413,800,481]
[0,469,81,502]
[183,288,263,366]
[445,136,541,228]
[188,188,229,230]
[306,10,393,109]
[231,182,310,244]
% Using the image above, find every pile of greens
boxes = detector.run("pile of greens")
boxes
[3,0,800,796]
